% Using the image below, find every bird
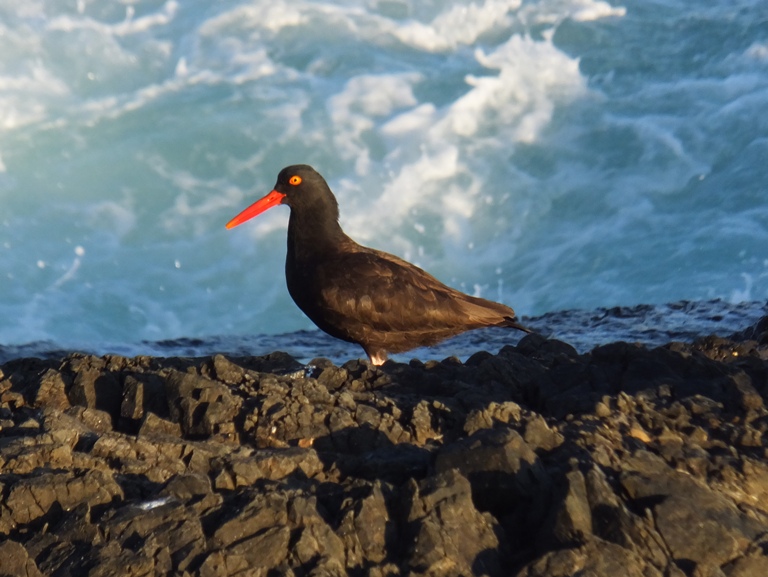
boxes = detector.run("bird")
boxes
[226,164,531,365]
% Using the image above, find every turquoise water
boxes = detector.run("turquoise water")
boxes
[1,0,767,355]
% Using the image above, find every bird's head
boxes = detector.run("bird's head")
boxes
[226,164,337,229]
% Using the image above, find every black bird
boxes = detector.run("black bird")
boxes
[226,164,531,365]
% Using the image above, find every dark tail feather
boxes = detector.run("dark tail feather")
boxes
[501,316,534,334]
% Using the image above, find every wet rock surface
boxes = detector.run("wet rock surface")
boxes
[1,318,768,576]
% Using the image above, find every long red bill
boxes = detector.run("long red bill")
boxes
[226,190,286,229]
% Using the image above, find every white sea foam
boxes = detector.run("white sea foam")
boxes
[570,0,626,22]
[745,42,768,62]
[46,0,179,36]
[394,0,523,52]
[343,31,586,254]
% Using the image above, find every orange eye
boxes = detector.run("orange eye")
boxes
[289,175,302,186]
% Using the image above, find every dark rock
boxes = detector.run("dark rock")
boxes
[65,356,122,421]
[517,538,662,577]
[165,370,241,439]
[33,369,71,411]
[722,535,768,576]
[0,539,44,577]
[336,481,394,566]
[65,406,113,433]
[207,489,293,572]
[120,374,144,420]
[213,446,325,485]
[404,469,509,576]
[162,471,207,495]
[620,450,763,568]
[5,469,123,527]
[523,414,564,451]
[731,315,768,344]
[435,427,547,515]
[211,353,248,385]
[729,370,763,412]
[138,411,182,438]
[548,468,592,546]
[288,493,347,574]
[584,465,669,568]
[100,499,207,573]
[0,324,767,576]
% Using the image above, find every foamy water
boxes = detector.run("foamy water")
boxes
[1,0,767,357]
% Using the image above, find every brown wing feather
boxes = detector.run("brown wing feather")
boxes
[313,247,515,335]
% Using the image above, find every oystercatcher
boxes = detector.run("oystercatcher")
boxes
[227,165,530,364]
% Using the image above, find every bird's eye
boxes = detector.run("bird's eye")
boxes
[289,176,302,186]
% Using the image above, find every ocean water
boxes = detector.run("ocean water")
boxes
[1,0,767,360]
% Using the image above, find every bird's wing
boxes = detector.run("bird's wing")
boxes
[313,248,514,333]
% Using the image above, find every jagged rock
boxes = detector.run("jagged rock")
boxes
[165,370,241,439]
[0,330,766,576]
[620,450,764,568]
[516,537,663,577]
[403,469,508,576]
[120,374,145,420]
[5,469,123,527]
[336,481,394,567]
[138,411,182,438]
[0,539,44,577]
[65,356,122,421]
[435,427,547,515]
[33,369,71,411]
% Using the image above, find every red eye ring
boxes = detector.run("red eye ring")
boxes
[289,175,302,186]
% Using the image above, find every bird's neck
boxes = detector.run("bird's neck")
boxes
[287,203,349,262]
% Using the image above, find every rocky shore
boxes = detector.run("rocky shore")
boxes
[1,315,768,576]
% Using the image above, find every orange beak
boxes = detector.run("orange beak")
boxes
[226,190,287,229]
